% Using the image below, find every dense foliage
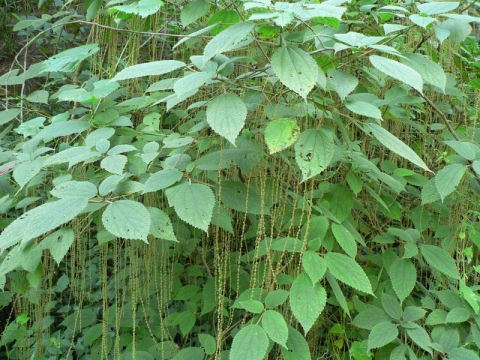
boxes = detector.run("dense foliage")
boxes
[1,0,480,359]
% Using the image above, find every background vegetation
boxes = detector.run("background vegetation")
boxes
[1,0,480,359]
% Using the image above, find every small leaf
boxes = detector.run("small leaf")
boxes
[368,123,431,172]
[143,169,183,193]
[230,324,269,360]
[368,322,398,351]
[439,19,472,44]
[331,223,357,258]
[40,44,99,73]
[111,60,186,82]
[345,100,382,120]
[181,0,210,27]
[445,307,471,323]
[262,310,289,347]
[165,182,215,232]
[39,227,75,264]
[352,308,392,330]
[13,160,42,189]
[402,53,447,92]
[389,258,417,302]
[265,118,300,154]
[50,181,97,199]
[325,252,373,294]
[147,207,177,242]
[102,200,151,241]
[271,46,319,99]
[328,69,358,100]
[381,293,403,320]
[420,244,460,279]
[281,327,312,360]
[206,93,247,145]
[295,128,334,182]
[289,273,326,333]
[444,141,478,161]
[405,323,432,353]
[370,55,423,93]
[198,333,216,355]
[265,290,289,308]
[101,154,127,175]
[302,251,327,284]
[219,181,269,215]
[434,163,467,202]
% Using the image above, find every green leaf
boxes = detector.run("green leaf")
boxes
[174,71,214,97]
[40,44,99,73]
[381,293,403,320]
[434,163,467,202]
[265,118,300,154]
[143,169,183,193]
[447,347,480,360]
[402,306,426,322]
[302,251,327,284]
[289,273,326,333]
[281,327,312,360]
[111,60,186,82]
[147,207,177,242]
[345,100,382,120]
[99,175,123,196]
[421,178,441,205]
[402,53,447,92]
[265,290,289,308]
[270,237,304,252]
[271,46,318,99]
[0,197,88,252]
[325,270,350,317]
[262,310,288,347]
[325,252,373,294]
[196,149,253,170]
[368,123,431,172]
[444,141,478,161]
[405,323,432,353]
[352,308,393,330]
[230,324,269,360]
[417,2,459,15]
[445,307,471,323]
[439,19,472,43]
[420,244,460,279]
[13,160,42,189]
[203,21,254,65]
[102,200,151,241]
[109,0,163,17]
[206,93,247,145]
[50,181,97,199]
[165,182,215,232]
[369,55,424,93]
[219,181,269,215]
[295,128,334,182]
[171,347,204,360]
[181,0,210,27]
[101,154,127,175]
[35,120,90,139]
[39,227,74,264]
[389,258,417,303]
[426,309,447,325]
[331,223,357,258]
[328,69,358,100]
[239,300,264,314]
[368,322,398,351]
[198,333,216,355]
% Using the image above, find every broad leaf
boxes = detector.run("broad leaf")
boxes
[50,181,98,199]
[289,273,326,333]
[265,290,289,308]
[102,200,151,242]
[39,227,75,264]
[143,169,183,193]
[147,207,177,242]
[368,322,398,351]
[402,53,447,92]
[370,55,423,93]
[101,154,127,175]
[325,252,373,294]
[219,181,269,215]
[35,120,90,139]
[295,128,334,182]
[109,0,163,17]
[281,327,312,360]
[265,118,300,154]
[389,258,416,302]
[165,182,215,232]
[331,223,357,258]
[405,323,432,353]
[180,0,210,27]
[434,163,467,202]
[13,160,42,189]
[381,293,402,320]
[302,251,327,284]
[328,69,358,100]
[420,245,460,279]
[271,46,318,99]
[325,270,350,317]
[345,100,381,120]
[261,310,288,347]
[111,60,186,81]
[368,123,431,172]
[206,93,247,145]
[444,141,478,161]
[230,324,269,360]
[417,2,459,15]
[40,44,99,73]
[352,308,394,330]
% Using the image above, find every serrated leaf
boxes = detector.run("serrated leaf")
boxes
[102,200,151,241]
[174,71,214,97]
[219,181,269,215]
[417,1,459,15]
[198,333,216,355]
[206,94,246,145]
[281,327,312,360]
[50,181,97,199]
[295,128,334,182]
[381,293,403,320]
[101,154,127,175]
[289,273,326,333]
[265,118,300,154]
[447,347,480,360]
[181,0,210,27]
[368,123,431,172]
[99,175,124,196]
[302,251,327,284]
[265,290,289,308]
[402,53,447,92]
[13,160,42,189]
[345,100,382,120]
[325,270,350,317]
[230,324,269,360]
[111,60,186,82]
[420,244,460,279]
[40,44,99,74]
[405,323,432,353]
[271,46,318,99]
[421,177,441,205]
[446,307,471,323]
[328,69,358,100]
[270,237,303,252]
[203,21,254,65]
[143,169,183,193]
[325,252,373,294]
[262,310,288,347]
[370,55,423,93]
[352,308,393,330]
[331,223,357,258]
[39,227,74,264]
[434,163,467,201]
[35,120,90,139]
[0,197,88,253]
[110,0,163,17]
[147,207,177,242]
[196,149,253,170]
[439,19,472,44]
[402,306,426,322]
[165,182,214,232]
[444,141,478,161]
[239,299,264,313]
[368,322,398,351]
[389,258,416,303]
